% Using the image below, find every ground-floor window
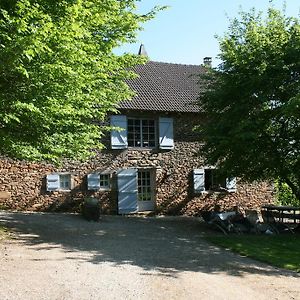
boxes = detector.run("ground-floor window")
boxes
[46,173,72,191]
[99,174,111,190]
[87,173,111,191]
[193,168,236,193]
[59,174,71,190]
[204,169,226,191]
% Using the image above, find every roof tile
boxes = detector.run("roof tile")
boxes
[119,61,204,113]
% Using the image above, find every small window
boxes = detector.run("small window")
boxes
[204,169,226,191]
[46,173,71,191]
[193,169,236,193]
[99,174,110,190]
[87,173,111,191]
[59,174,71,190]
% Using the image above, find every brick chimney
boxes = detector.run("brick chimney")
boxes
[203,57,212,67]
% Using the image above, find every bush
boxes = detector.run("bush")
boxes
[275,180,300,206]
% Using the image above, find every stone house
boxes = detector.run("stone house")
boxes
[0,55,274,215]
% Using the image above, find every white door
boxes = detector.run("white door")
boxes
[137,169,155,211]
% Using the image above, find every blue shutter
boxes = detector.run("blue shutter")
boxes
[110,115,127,149]
[117,169,138,214]
[226,177,237,192]
[159,117,174,150]
[194,169,205,193]
[87,173,100,190]
[46,174,60,191]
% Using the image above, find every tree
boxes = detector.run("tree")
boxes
[0,0,157,161]
[197,7,300,200]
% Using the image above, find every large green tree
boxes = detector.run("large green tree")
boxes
[0,0,156,161]
[198,7,300,200]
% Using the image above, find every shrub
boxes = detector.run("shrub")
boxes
[275,180,300,206]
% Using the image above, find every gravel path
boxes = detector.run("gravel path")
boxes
[0,211,299,300]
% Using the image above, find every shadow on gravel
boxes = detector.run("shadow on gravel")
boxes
[0,211,297,278]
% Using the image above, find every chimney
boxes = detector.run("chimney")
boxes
[138,44,148,57]
[203,57,212,68]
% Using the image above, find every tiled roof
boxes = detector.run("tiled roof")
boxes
[119,61,204,113]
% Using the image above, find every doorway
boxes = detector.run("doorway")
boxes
[137,169,155,211]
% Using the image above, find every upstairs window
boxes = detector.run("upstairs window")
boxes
[127,118,156,148]
[111,115,174,150]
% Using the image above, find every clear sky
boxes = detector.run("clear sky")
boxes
[115,0,300,67]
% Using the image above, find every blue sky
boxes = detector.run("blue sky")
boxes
[115,0,300,67]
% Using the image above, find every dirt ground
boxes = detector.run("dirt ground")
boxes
[0,211,299,300]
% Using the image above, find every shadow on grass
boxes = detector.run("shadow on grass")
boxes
[205,235,300,273]
[0,211,299,278]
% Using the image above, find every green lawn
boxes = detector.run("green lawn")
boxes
[205,234,300,272]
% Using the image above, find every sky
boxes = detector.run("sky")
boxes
[115,0,300,67]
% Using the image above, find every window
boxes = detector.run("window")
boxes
[193,168,236,193]
[59,174,71,190]
[127,118,156,148]
[110,115,174,150]
[46,173,72,191]
[204,169,226,191]
[138,170,152,201]
[99,174,110,190]
[87,173,111,191]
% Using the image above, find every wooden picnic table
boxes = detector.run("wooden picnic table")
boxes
[261,205,300,224]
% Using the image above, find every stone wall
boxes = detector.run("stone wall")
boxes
[0,112,274,215]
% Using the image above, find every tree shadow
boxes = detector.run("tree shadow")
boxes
[0,211,298,279]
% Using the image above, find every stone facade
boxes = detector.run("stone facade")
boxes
[0,112,274,215]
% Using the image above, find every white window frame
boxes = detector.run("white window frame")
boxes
[127,118,157,148]
[111,115,174,151]
[46,173,72,192]
[59,174,71,191]
[137,169,152,202]
[99,173,111,191]
[87,173,111,191]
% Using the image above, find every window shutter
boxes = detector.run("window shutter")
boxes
[87,173,100,190]
[117,169,138,214]
[159,117,174,150]
[46,174,60,191]
[226,177,237,192]
[194,169,205,193]
[111,115,127,149]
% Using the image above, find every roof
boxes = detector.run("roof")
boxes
[119,61,205,113]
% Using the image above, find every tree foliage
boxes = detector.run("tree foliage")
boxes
[198,7,300,199]
[275,180,299,206]
[0,0,157,161]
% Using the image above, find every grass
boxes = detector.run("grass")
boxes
[205,234,300,272]
[0,225,9,241]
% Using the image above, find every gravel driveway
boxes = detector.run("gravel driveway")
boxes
[0,211,299,300]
